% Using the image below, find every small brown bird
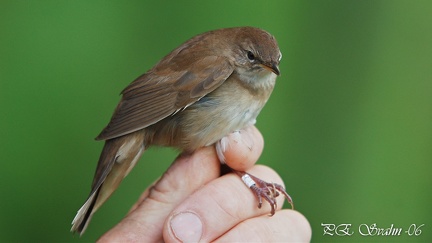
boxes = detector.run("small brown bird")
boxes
[71,26,293,235]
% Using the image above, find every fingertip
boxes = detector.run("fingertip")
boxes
[223,126,264,171]
[165,211,203,243]
[284,210,312,242]
[213,210,312,242]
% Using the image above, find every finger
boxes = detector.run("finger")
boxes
[98,147,220,242]
[215,210,311,242]
[127,177,157,213]
[223,125,264,171]
[163,165,287,243]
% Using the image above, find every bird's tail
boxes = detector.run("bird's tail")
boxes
[71,132,145,235]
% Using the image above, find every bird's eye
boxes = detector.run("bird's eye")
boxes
[247,51,255,61]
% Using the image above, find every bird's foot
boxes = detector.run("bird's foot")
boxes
[236,171,294,215]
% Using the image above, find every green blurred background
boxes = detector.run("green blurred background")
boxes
[1,1,431,242]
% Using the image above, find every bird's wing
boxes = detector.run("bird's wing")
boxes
[96,53,234,140]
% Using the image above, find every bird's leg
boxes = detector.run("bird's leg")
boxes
[216,129,294,215]
[235,170,294,215]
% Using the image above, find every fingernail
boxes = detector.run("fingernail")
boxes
[170,211,202,242]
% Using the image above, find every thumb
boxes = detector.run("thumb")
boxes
[98,147,221,242]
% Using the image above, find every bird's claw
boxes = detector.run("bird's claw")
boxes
[241,172,294,215]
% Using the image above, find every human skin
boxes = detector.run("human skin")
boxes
[98,126,312,242]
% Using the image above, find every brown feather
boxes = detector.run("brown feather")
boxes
[96,56,233,140]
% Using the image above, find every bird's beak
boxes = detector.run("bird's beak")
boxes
[261,62,280,76]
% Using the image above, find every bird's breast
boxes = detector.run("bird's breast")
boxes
[149,73,276,151]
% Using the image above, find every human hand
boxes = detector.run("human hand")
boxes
[98,126,311,242]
